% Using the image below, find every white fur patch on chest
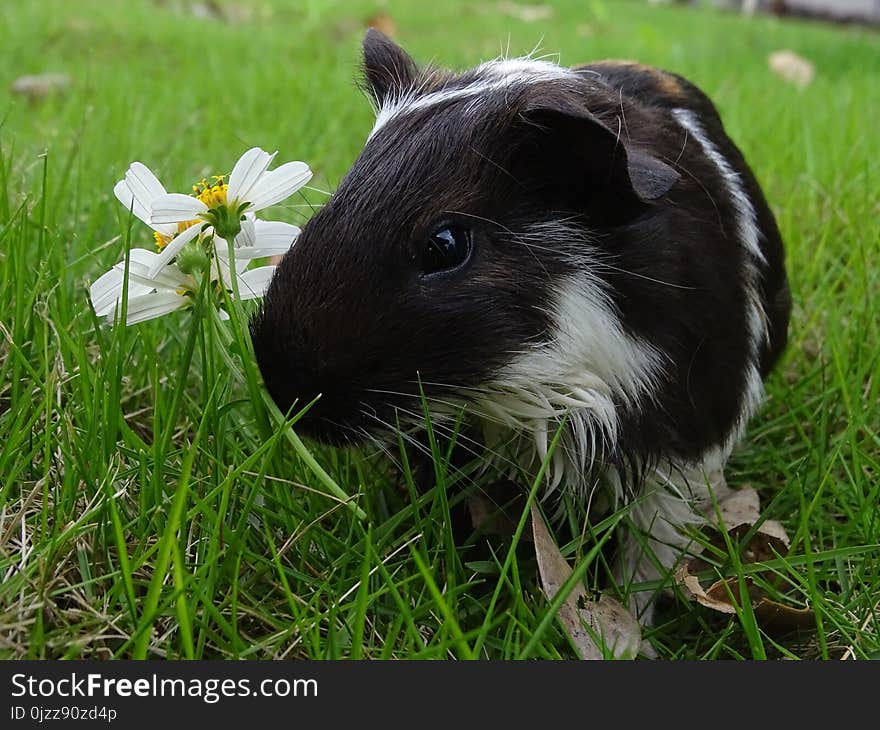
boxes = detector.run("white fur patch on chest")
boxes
[467,272,663,494]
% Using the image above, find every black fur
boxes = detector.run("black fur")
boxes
[251,34,791,478]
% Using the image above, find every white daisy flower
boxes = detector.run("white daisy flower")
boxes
[148,147,311,274]
[112,157,304,278]
[89,249,277,326]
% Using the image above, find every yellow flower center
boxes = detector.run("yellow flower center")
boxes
[153,175,229,251]
[193,175,229,209]
[154,220,200,250]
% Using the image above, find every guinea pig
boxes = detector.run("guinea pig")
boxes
[250,29,791,623]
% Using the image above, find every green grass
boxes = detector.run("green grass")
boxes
[1,0,877,659]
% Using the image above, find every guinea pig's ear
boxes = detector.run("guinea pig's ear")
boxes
[521,99,680,203]
[362,29,418,107]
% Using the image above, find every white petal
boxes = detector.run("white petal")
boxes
[115,255,191,292]
[113,180,152,228]
[245,162,312,211]
[127,248,160,267]
[90,266,153,316]
[254,220,301,243]
[114,163,172,233]
[226,244,292,260]
[146,222,204,278]
[234,217,256,249]
[129,248,189,284]
[126,248,176,280]
[150,193,208,224]
[227,148,276,206]
[236,266,276,300]
[108,291,189,326]
[255,219,300,246]
[126,162,167,204]
[224,219,299,259]
[90,248,163,310]
[90,266,127,307]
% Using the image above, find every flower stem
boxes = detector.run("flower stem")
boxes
[223,236,245,313]
[220,235,269,437]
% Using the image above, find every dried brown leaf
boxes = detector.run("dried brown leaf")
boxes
[704,576,743,609]
[191,1,253,23]
[715,484,760,529]
[497,2,553,22]
[676,564,816,636]
[754,598,816,634]
[367,13,397,38]
[769,50,815,89]
[675,486,814,635]
[713,485,790,547]
[675,564,738,614]
[732,523,790,561]
[190,1,254,23]
[11,74,71,101]
[531,503,640,659]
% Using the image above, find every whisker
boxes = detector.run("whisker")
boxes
[357,410,522,520]
[591,261,698,291]
[355,423,407,471]
[359,409,436,462]
[359,390,533,477]
[385,402,524,472]
[359,398,523,479]
[363,385,518,427]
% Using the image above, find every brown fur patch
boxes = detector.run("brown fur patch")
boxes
[586,60,686,99]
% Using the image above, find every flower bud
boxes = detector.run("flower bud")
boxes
[175,240,210,275]
[207,205,242,240]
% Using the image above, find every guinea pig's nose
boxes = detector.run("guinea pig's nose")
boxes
[250,316,358,445]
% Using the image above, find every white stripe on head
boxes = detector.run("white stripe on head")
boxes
[671,107,769,445]
[368,57,576,140]
[474,57,574,84]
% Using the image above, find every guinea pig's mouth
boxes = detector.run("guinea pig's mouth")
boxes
[293,412,365,447]
[269,392,365,446]
[269,388,411,448]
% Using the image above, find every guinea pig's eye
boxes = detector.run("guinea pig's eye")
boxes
[421,226,473,276]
